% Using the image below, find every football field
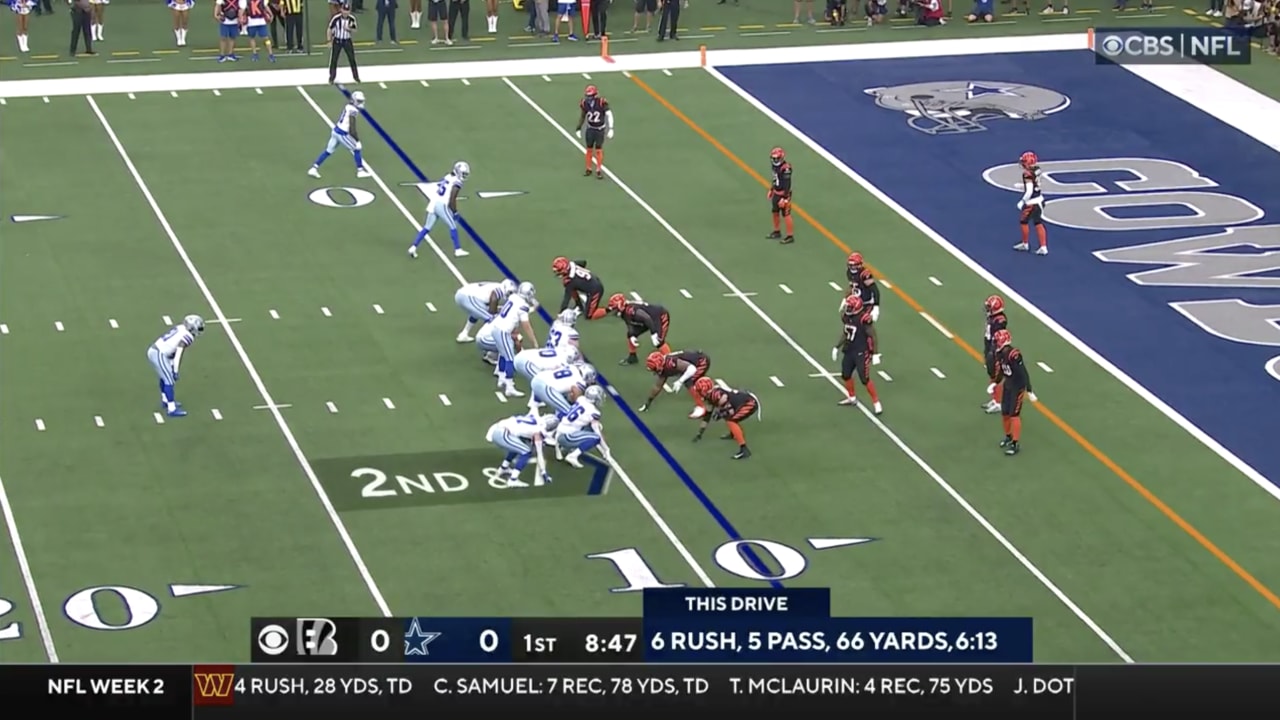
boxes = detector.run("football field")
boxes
[3,35,1280,664]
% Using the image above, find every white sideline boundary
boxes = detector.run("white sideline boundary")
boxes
[0,34,1085,98]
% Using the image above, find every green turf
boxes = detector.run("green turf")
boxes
[4,15,1280,665]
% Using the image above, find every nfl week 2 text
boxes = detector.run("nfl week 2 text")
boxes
[47,676,168,695]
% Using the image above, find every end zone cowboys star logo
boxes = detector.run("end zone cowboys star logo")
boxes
[404,618,441,656]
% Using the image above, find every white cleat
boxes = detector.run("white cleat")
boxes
[506,475,529,488]
[838,396,858,406]
[688,406,706,419]
[356,167,372,179]
[982,399,1001,414]
[407,246,418,259]
[1013,242,1029,252]
[1035,246,1048,256]
[872,401,883,415]
[454,248,469,258]
[456,332,474,343]
[503,384,526,398]
[307,166,322,178]
[564,449,584,468]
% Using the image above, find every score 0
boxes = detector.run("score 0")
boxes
[360,619,406,662]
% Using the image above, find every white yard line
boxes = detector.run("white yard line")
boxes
[506,76,1133,663]
[294,85,716,589]
[86,95,394,617]
[0,474,58,660]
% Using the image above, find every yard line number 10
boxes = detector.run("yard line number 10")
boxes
[588,539,813,591]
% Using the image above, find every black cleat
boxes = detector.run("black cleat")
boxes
[618,354,638,366]
[596,170,604,179]
[779,235,795,244]
[733,446,752,459]
[766,231,782,240]
[999,436,1013,449]
[1004,441,1020,456]
[720,433,734,440]
[584,169,593,176]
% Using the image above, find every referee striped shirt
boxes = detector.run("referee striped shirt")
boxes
[328,13,357,40]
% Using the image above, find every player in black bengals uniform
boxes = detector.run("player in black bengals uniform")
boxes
[607,293,671,365]
[981,294,1010,414]
[575,85,614,180]
[845,251,882,364]
[1013,150,1049,256]
[552,257,608,320]
[639,349,711,418]
[766,147,795,244]
[691,376,759,460]
[832,295,883,414]
[990,328,1037,456]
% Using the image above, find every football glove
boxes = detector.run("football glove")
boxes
[767,189,775,200]
[664,382,679,394]
[628,336,638,347]
[777,198,791,211]
[637,402,649,413]
[575,129,583,139]
[606,129,615,140]
[986,383,996,395]
[1016,200,1025,210]
[354,141,363,151]
[831,346,839,363]
[172,373,179,382]
[1028,392,1038,402]
[651,334,661,347]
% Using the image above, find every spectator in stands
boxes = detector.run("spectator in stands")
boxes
[1207,0,1225,16]
[168,0,193,46]
[865,0,887,24]
[914,0,945,23]
[427,0,449,42]
[1223,0,1241,24]
[793,0,817,23]
[967,0,993,21]
[1267,0,1278,52]
[630,0,654,32]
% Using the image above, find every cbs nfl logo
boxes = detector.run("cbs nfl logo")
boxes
[1094,27,1251,65]
[256,618,340,657]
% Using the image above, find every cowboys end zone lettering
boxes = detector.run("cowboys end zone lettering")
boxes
[718,50,1280,489]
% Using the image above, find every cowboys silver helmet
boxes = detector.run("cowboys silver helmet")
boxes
[864,81,1070,135]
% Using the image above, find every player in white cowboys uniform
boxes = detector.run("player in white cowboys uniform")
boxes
[554,385,612,468]
[308,91,371,179]
[455,278,517,343]
[476,282,537,396]
[147,314,205,417]
[543,308,581,353]
[485,411,558,488]
[530,362,596,416]
[515,344,581,382]
[409,161,470,259]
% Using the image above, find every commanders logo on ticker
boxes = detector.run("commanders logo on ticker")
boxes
[193,665,236,707]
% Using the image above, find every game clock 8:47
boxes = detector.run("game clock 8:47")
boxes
[586,538,874,591]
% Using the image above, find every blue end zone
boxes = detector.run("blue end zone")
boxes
[336,87,780,586]
[720,51,1280,489]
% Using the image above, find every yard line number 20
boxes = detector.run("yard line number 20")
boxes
[0,585,163,641]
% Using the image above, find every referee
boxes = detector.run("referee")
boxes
[327,3,361,84]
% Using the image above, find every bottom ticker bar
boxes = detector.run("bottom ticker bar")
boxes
[4,664,1279,718]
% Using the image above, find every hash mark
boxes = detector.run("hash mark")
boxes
[461,78,471,86]
[170,91,178,98]
[0,324,8,335]
[420,80,429,87]
[828,281,843,292]
[253,403,293,410]
[321,306,332,317]
[1038,361,1054,373]
[210,408,222,420]
[127,92,136,100]
[255,88,263,95]
[269,309,280,320]
[425,302,437,313]
[929,276,942,286]
[582,73,592,79]
[162,315,173,325]
[723,291,758,298]
[378,82,388,89]
[54,321,64,332]
[154,412,165,424]
[622,70,632,77]
[542,74,552,82]
[42,97,49,103]
[880,279,893,289]
[326,401,338,414]
[930,367,946,379]
[877,370,893,382]
[808,371,840,378]
[919,312,954,339]
[439,394,452,406]
[679,289,692,299]
[662,69,673,76]
[778,284,793,295]
[213,89,221,96]
[207,318,241,324]
[35,419,45,431]
[770,376,784,387]
[382,397,396,409]
[94,415,104,428]
[494,391,508,403]
[373,304,384,315]
[108,318,119,329]
[629,291,644,302]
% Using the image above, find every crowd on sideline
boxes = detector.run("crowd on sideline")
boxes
[6,0,1279,56]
